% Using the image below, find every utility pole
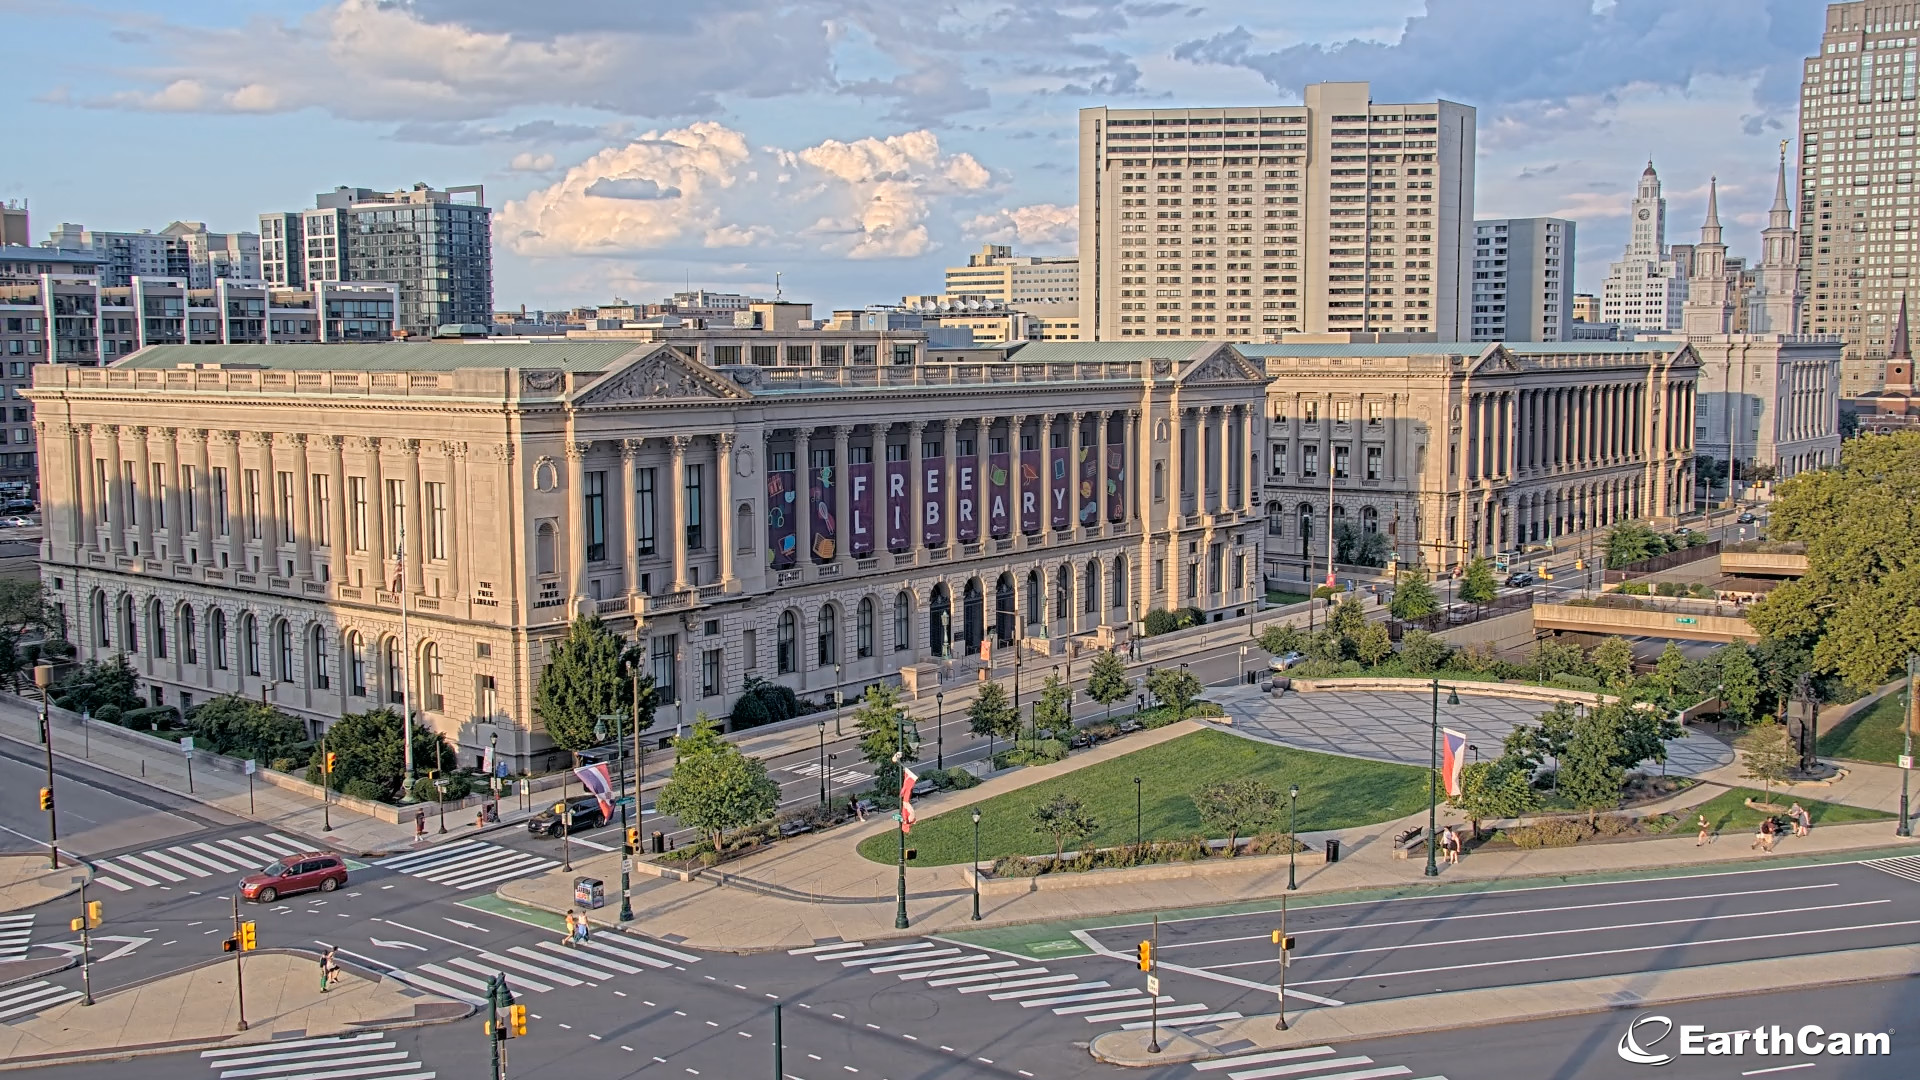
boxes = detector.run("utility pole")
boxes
[70,882,97,1006]
[227,896,250,1031]
[1902,656,1917,838]
[33,665,59,869]
[773,1003,783,1079]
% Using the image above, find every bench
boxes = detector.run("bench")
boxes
[1390,825,1426,861]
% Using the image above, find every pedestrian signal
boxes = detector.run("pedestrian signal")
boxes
[1136,940,1153,971]
[508,1003,528,1037]
[38,787,52,811]
[1270,931,1295,950]
[222,937,239,953]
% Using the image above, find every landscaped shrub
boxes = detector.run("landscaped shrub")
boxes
[939,768,982,790]
[1548,673,1600,692]
[1615,582,1651,595]
[1399,631,1451,674]
[1143,608,1179,636]
[122,705,180,731]
[93,703,123,725]
[342,779,386,802]
[1591,813,1638,837]
[1504,818,1590,848]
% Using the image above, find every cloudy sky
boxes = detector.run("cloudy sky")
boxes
[3,0,1822,315]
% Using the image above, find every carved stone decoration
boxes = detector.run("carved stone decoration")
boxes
[532,456,561,492]
[1151,358,1174,376]
[580,351,738,404]
[733,439,755,477]
[440,440,469,459]
[522,370,565,393]
[478,443,514,462]
[620,438,645,461]
[564,441,592,460]
[312,433,342,451]
[1154,419,1170,442]
[730,369,758,387]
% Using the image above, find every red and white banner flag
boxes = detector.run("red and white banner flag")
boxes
[573,761,615,820]
[898,765,919,835]
[1441,727,1469,798]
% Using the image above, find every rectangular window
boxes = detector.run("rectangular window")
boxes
[348,476,368,552]
[1334,446,1350,479]
[1367,401,1384,425]
[424,481,447,560]
[1365,445,1382,480]
[277,471,294,542]
[476,673,497,719]
[684,463,703,551]
[212,466,229,535]
[150,463,166,530]
[1302,445,1319,478]
[1271,443,1287,477]
[701,649,723,698]
[385,479,406,554]
[1336,401,1352,423]
[585,470,607,562]
[244,469,261,539]
[635,468,656,556]
[651,635,678,704]
[181,464,197,533]
[742,628,757,671]
[1303,401,1319,423]
[311,474,330,546]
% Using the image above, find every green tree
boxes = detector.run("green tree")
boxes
[1143,666,1204,720]
[1086,649,1131,721]
[534,614,650,751]
[188,695,306,762]
[1526,638,1589,683]
[655,716,781,848]
[1326,596,1367,645]
[1029,792,1098,863]
[1389,570,1440,620]
[1715,644,1762,724]
[1448,759,1541,839]
[1503,701,1578,781]
[1398,630,1451,674]
[1651,641,1690,705]
[1603,521,1668,569]
[1193,777,1283,853]
[1354,620,1393,666]
[51,654,143,716]
[1558,709,1626,824]
[308,707,452,800]
[1257,622,1307,658]
[968,681,1020,758]
[852,684,918,796]
[1591,637,1636,689]
[1458,557,1498,606]
[1031,675,1072,741]
[1738,718,1798,803]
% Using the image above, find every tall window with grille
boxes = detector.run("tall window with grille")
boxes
[651,635,678,703]
[684,464,704,551]
[424,482,448,560]
[244,469,261,538]
[348,476,367,551]
[584,471,606,561]
[635,468,656,556]
[701,648,723,698]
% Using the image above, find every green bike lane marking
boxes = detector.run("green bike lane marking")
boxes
[459,892,570,931]
[934,843,1920,958]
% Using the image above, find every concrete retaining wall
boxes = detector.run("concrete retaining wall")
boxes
[1289,676,1617,707]
[1435,609,1539,653]
[1532,602,1759,644]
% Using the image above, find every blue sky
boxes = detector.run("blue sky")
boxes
[1,0,1822,315]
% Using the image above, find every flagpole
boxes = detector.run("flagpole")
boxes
[398,533,416,799]
[893,746,909,930]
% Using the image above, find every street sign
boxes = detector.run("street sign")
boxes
[1146,975,1160,996]
[244,759,257,775]
[179,736,194,751]
[1901,754,1914,770]
[1675,617,1698,625]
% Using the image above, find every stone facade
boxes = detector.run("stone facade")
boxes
[27,340,1268,769]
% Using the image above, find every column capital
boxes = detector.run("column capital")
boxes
[907,420,927,436]
[128,425,150,439]
[348,435,379,453]
[619,438,644,461]
[312,433,342,451]
[397,438,421,457]
[441,440,469,459]
[153,426,178,440]
[716,431,736,451]
[1127,407,1141,420]
[669,435,691,456]
[564,440,592,461]
[832,424,854,439]
[279,432,307,448]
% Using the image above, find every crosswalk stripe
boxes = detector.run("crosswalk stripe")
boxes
[0,982,82,1020]
[1121,1011,1243,1030]
[203,1033,389,1057]
[989,980,1109,1001]
[867,948,967,973]
[213,837,286,866]
[1084,1003,1225,1023]
[841,946,952,968]
[189,843,258,872]
[1193,1047,1337,1071]
[789,941,865,955]
[385,969,486,1007]
[262,833,311,854]
[534,940,641,974]
[216,1053,415,1079]
[414,964,493,992]
[437,855,558,891]
[1231,1066,1406,1080]
[959,973,1078,995]
[376,842,488,871]
[927,965,1047,988]
[89,875,133,891]
[165,846,242,875]
[0,915,31,924]
[206,1042,397,1068]
[1051,995,1170,1016]
[474,949,582,987]
[141,849,217,878]
[810,942,934,962]
[581,939,671,970]
[1018,987,1135,1008]
[109,854,184,882]
[1866,856,1920,883]
[445,956,555,994]
[408,848,524,879]
[898,958,1015,981]
[510,945,619,981]
[613,936,702,964]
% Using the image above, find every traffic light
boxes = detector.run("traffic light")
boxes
[325,751,337,772]
[1136,940,1153,972]
[239,922,257,951]
[507,1003,527,1037]
[222,936,239,953]
[1270,930,1296,951]
[626,827,639,850]
[86,901,103,929]
[38,787,52,811]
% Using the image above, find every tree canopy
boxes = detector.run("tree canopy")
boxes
[1389,570,1440,620]
[534,614,651,751]
[656,716,781,848]
[1459,558,1498,606]
[1194,777,1284,852]
[309,707,453,801]
[1143,666,1203,718]
[852,684,918,795]
[1085,650,1131,718]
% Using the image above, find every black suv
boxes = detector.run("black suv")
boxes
[526,796,607,837]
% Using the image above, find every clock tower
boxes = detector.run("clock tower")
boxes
[1626,161,1666,260]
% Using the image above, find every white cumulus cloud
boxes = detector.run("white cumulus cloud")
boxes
[964,203,1078,249]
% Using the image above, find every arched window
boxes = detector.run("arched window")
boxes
[777,611,798,674]
[1084,560,1101,614]
[536,521,557,576]
[275,619,294,683]
[929,584,951,659]
[120,595,138,653]
[180,605,198,665]
[346,631,366,696]
[91,591,109,649]
[422,642,443,710]
[817,604,838,667]
[210,609,228,670]
[384,636,403,704]
[149,598,167,659]
[856,597,874,659]
[310,626,331,690]
[893,592,911,652]
[240,613,259,676]
[1112,554,1128,610]
[1360,506,1380,533]
[1266,500,1286,536]
[1055,569,1070,620]
[1026,571,1042,629]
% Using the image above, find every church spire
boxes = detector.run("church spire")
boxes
[1769,142,1792,222]
[1894,295,1912,361]
[1700,175,1722,244]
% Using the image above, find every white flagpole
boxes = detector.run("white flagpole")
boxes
[397,529,415,796]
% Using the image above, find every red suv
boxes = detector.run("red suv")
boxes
[239,852,348,903]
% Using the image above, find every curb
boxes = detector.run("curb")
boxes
[0,858,90,916]
[0,955,78,990]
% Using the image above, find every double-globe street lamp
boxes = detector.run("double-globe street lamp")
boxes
[1427,678,1461,878]
[1287,783,1300,891]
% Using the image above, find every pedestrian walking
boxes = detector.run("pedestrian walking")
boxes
[414,807,427,843]
[1696,814,1713,846]
[1790,802,1810,837]
[1442,825,1460,864]
[1753,816,1778,852]
[320,946,341,992]
[574,911,591,947]
[562,909,578,948]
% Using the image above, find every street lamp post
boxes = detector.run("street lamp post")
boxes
[32,665,59,869]
[1901,656,1916,838]
[1133,776,1143,849]
[434,738,448,833]
[816,720,827,807]
[834,663,844,736]
[827,753,838,809]
[1427,678,1459,877]
[970,808,982,921]
[1469,744,1480,765]
[1287,783,1299,891]
[936,691,946,770]
[893,725,909,930]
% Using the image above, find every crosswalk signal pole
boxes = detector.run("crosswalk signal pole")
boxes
[773,1002,782,1079]
[488,975,503,1080]
[70,882,96,1006]
[229,896,248,1031]
[34,665,59,869]
[1274,892,1292,1031]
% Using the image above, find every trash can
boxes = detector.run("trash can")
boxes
[1324,838,1340,865]
[573,876,605,909]
[651,830,666,854]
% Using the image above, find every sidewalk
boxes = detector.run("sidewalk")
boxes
[0,853,86,915]
[0,950,466,1068]
[0,693,528,858]
[497,719,1920,953]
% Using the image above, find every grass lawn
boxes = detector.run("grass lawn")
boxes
[1668,787,1892,836]
[1818,692,1910,764]
[1266,590,1311,606]
[856,728,1429,866]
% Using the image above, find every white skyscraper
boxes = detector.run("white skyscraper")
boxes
[1601,163,1689,332]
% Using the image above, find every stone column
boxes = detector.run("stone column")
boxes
[670,436,690,588]
[364,439,387,589]
[1068,410,1086,529]
[188,429,210,557]
[130,426,152,557]
[1242,403,1256,511]
[291,434,313,580]
[155,428,179,551]
[976,415,993,539]
[1125,409,1142,523]
[1090,411,1109,527]
[221,432,245,570]
[1166,406,1183,530]
[1008,415,1026,538]
[794,429,813,568]
[941,421,958,547]
[717,432,737,586]
[906,422,926,552]
[566,440,590,601]
[402,440,425,593]
[324,436,347,586]
[621,440,642,596]
[1042,413,1059,535]
[832,425,852,560]
[1215,406,1231,514]
[75,425,98,551]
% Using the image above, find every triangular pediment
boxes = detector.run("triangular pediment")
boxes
[1467,343,1525,375]
[1176,344,1266,384]
[571,346,750,405]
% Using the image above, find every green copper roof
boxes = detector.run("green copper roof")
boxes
[113,341,651,372]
